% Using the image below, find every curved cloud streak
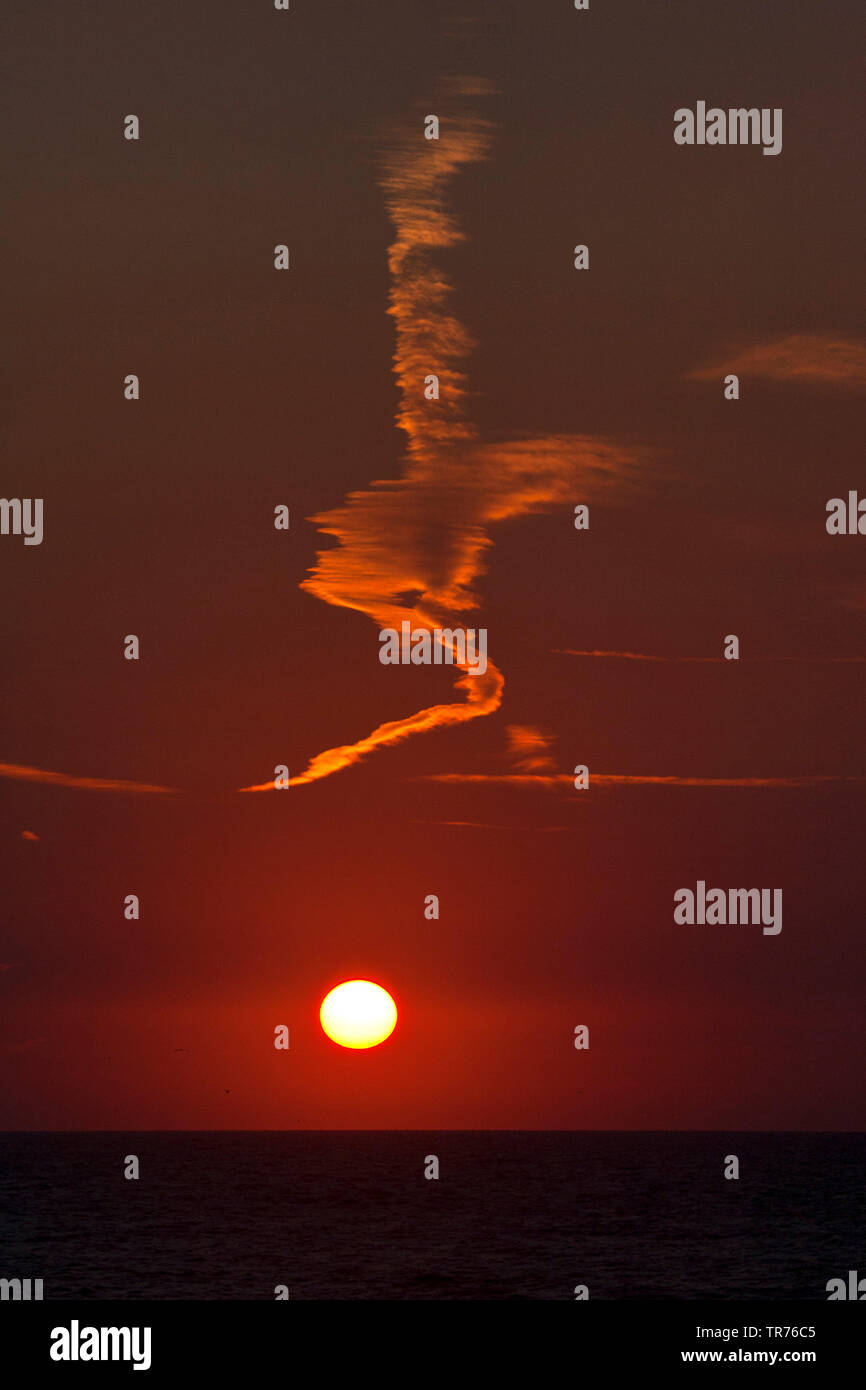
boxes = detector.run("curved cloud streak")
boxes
[242,85,645,791]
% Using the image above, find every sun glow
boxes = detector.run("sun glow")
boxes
[319,980,398,1049]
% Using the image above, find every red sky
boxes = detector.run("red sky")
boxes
[2,0,864,1128]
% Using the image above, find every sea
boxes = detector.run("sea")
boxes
[0,1132,863,1300]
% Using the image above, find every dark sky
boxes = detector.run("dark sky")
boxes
[2,0,864,1128]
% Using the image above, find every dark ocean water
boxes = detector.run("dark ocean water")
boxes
[0,1132,863,1300]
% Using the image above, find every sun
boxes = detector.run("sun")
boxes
[319,979,397,1049]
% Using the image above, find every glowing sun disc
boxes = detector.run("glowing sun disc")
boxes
[319,980,397,1049]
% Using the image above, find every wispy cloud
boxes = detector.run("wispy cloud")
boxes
[506,725,557,772]
[688,333,866,390]
[0,763,176,795]
[422,711,866,794]
[427,773,566,789]
[424,773,866,789]
[412,819,569,831]
[556,650,866,664]
[556,649,710,663]
[592,774,866,787]
[242,85,646,791]
[413,819,510,829]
